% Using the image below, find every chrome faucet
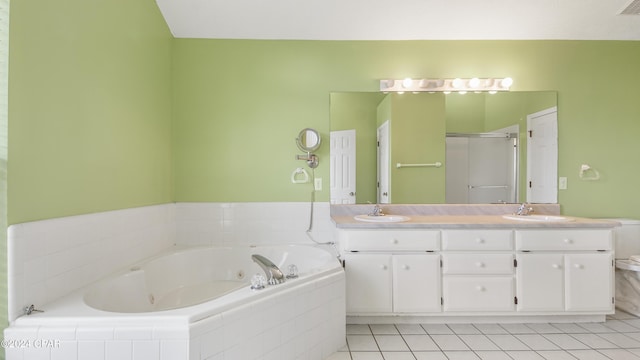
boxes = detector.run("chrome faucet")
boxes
[251,254,285,285]
[368,203,384,216]
[516,203,534,216]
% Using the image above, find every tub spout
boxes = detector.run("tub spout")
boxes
[251,254,285,285]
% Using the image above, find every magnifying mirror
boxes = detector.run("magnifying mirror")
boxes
[296,128,321,153]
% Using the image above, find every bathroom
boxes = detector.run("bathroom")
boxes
[2,0,640,359]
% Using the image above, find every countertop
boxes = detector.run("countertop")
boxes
[331,214,620,229]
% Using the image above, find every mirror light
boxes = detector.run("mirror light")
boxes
[380,77,513,93]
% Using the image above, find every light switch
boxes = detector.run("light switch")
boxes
[559,177,567,190]
[314,178,322,191]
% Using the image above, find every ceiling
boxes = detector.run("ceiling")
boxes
[156,0,640,41]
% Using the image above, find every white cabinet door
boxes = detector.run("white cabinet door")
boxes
[344,254,392,313]
[393,254,441,313]
[565,253,613,311]
[516,254,564,311]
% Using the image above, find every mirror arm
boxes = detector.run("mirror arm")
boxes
[296,152,319,169]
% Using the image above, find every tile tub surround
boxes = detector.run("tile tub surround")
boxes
[7,204,176,322]
[8,202,334,323]
[4,270,346,360]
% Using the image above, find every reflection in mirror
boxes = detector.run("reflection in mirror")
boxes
[329,91,557,204]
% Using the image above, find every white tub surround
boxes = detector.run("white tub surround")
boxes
[5,245,345,360]
[7,204,176,323]
[6,202,342,360]
[8,202,334,323]
[333,209,619,324]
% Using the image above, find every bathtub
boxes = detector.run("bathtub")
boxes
[4,245,346,360]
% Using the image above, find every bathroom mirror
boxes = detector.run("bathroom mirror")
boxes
[296,128,322,153]
[329,91,557,204]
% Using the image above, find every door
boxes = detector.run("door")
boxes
[393,254,441,313]
[330,129,356,204]
[565,253,613,311]
[516,253,564,311]
[527,107,558,203]
[344,254,392,313]
[377,121,390,204]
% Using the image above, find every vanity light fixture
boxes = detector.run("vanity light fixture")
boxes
[380,77,513,94]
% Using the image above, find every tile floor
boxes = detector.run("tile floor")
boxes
[326,311,640,360]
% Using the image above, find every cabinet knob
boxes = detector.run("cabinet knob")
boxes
[552,264,561,269]
[391,238,399,244]
[475,238,485,244]
[476,262,485,268]
[476,285,486,292]
[574,264,584,269]
[563,238,573,244]
[402,265,410,270]
[381,265,388,270]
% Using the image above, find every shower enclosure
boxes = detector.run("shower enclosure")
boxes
[445,132,519,204]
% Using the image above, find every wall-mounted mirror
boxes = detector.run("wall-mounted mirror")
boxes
[329,91,557,205]
[296,128,322,152]
[296,128,321,169]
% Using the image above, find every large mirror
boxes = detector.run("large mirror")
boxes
[329,91,557,204]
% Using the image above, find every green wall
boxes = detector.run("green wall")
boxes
[8,0,173,225]
[172,40,640,218]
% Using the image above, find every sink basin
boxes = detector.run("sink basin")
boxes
[502,214,574,222]
[354,214,410,223]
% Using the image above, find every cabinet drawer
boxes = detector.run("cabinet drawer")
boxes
[443,254,514,275]
[442,230,513,251]
[443,276,515,312]
[515,229,612,251]
[341,230,440,251]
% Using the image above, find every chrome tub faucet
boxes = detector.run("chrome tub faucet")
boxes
[251,254,285,285]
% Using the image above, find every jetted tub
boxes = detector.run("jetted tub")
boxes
[5,245,346,360]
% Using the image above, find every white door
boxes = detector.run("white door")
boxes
[344,254,392,313]
[393,254,441,313]
[527,107,558,203]
[377,121,390,204]
[330,130,356,204]
[565,253,613,311]
[516,253,564,311]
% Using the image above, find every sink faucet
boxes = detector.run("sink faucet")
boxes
[368,203,385,216]
[251,254,285,285]
[516,203,534,216]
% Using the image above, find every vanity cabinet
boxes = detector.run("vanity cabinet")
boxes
[441,229,515,312]
[338,225,615,319]
[341,230,441,314]
[515,229,614,312]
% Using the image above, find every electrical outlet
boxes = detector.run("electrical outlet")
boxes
[559,177,567,190]
[314,178,322,191]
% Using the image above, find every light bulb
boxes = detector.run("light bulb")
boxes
[469,78,480,88]
[500,77,513,88]
[452,78,463,89]
[402,78,413,88]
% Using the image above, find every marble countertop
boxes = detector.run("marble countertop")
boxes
[331,214,620,229]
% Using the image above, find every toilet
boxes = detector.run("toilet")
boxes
[612,218,640,316]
